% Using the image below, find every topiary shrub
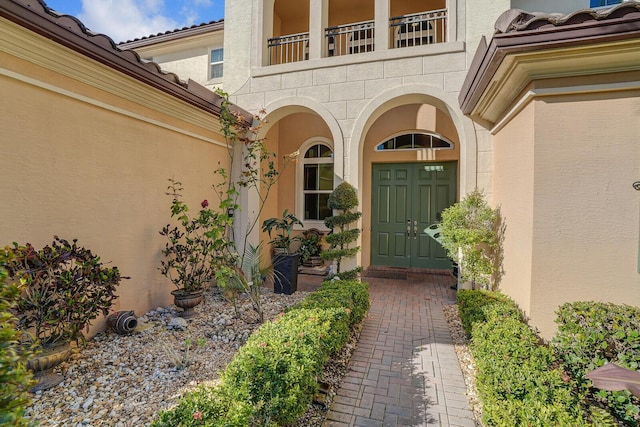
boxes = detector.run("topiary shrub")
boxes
[321,182,363,279]
[553,302,640,425]
[0,260,35,427]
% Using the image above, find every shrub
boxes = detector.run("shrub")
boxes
[0,264,35,427]
[553,302,640,425]
[439,189,503,290]
[461,290,586,426]
[153,279,370,426]
[456,289,523,337]
[4,237,126,347]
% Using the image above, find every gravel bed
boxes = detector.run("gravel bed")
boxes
[25,287,309,427]
[25,289,477,427]
[443,304,483,426]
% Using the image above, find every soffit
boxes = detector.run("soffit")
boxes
[473,38,640,127]
[459,2,640,129]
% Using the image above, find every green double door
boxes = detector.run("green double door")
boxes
[371,162,456,269]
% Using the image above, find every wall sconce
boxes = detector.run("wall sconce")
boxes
[227,208,235,217]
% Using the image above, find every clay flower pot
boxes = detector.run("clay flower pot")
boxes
[171,289,204,318]
[107,310,138,335]
[27,342,72,392]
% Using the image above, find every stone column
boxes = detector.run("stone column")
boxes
[374,0,389,52]
[309,0,328,59]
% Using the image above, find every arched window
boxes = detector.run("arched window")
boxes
[376,132,454,151]
[299,142,334,224]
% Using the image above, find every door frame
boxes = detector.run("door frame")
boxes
[370,161,457,269]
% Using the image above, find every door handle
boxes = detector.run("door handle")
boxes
[414,221,418,239]
[407,219,411,239]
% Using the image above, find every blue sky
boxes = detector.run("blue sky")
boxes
[43,0,225,43]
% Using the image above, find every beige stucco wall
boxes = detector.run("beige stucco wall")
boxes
[493,89,640,340]
[492,101,535,318]
[529,91,640,339]
[0,27,229,337]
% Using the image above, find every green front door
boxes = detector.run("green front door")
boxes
[371,162,456,269]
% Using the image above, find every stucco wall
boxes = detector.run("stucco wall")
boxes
[530,91,640,339]
[1,40,229,336]
[492,101,535,317]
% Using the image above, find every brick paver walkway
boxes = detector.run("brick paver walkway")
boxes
[324,273,476,427]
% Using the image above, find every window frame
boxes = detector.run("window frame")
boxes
[295,137,334,231]
[375,131,455,152]
[209,48,224,80]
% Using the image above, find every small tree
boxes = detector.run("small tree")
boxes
[439,189,504,290]
[321,182,363,279]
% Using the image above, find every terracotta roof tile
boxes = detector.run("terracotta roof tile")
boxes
[120,19,224,45]
[495,2,640,34]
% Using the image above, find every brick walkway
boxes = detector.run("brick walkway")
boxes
[323,273,476,427]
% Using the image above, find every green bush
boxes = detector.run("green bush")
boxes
[439,189,502,290]
[553,302,640,425]
[0,264,35,427]
[456,289,523,337]
[153,279,370,426]
[461,290,586,426]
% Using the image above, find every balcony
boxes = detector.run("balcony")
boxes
[389,9,447,48]
[267,32,310,65]
[266,9,448,65]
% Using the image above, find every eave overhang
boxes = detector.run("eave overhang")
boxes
[459,3,640,130]
[0,0,250,125]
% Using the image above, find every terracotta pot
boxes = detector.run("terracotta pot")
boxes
[27,342,72,392]
[171,289,204,318]
[107,310,138,334]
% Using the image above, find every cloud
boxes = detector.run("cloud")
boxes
[77,0,179,43]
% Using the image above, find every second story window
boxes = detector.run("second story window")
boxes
[590,0,621,6]
[210,48,224,79]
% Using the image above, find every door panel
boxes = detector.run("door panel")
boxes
[372,162,456,269]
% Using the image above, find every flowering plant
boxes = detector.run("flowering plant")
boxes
[159,179,232,293]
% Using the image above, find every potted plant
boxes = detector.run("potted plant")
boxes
[3,236,125,391]
[160,179,231,317]
[261,209,303,294]
[297,229,324,267]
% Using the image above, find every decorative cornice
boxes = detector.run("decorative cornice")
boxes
[459,2,640,128]
[0,0,251,125]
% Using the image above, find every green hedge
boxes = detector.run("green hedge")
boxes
[456,289,523,337]
[153,279,369,426]
[553,302,640,425]
[458,290,586,426]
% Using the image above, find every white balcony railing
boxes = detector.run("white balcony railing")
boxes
[390,9,447,48]
[324,20,375,57]
[267,32,310,65]
[265,10,448,66]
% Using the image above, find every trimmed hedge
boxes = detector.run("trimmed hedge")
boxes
[457,289,524,337]
[458,290,586,426]
[153,279,369,426]
[553,302,640,425]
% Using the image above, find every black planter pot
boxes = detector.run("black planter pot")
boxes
[273,253,299,295]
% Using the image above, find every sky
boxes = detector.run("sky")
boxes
[42,0,225,43]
